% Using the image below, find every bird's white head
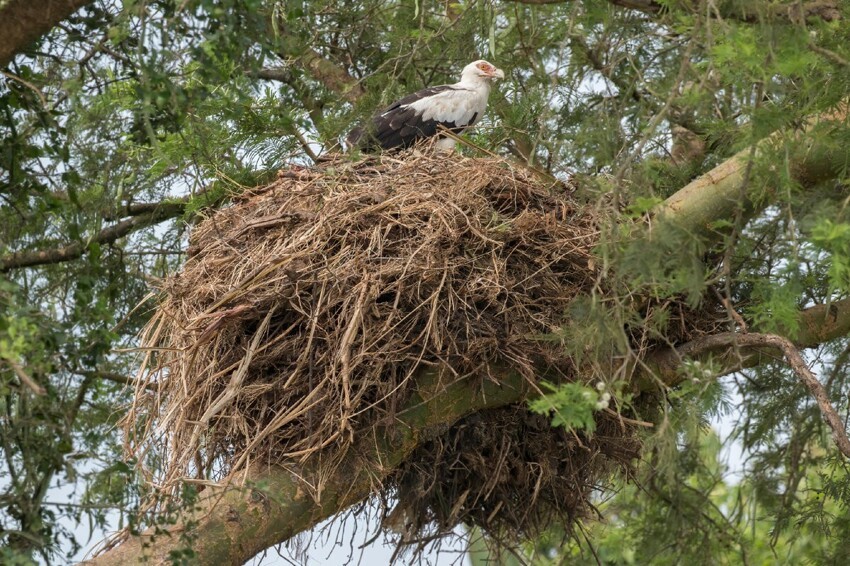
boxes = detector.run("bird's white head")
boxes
[459,60,505,85]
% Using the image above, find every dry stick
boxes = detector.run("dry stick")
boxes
[337,272,370,435]
[77,370,156,392]
[197,309,275,424]
[437,127,561,188]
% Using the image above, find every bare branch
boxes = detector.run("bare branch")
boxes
[78,370,156,392]
[250,67,328,126]
[809,44,850,67]
[252,67,293,82]
[85,296,850,562]
[288,126,320,162]
[762,333,850,458]
[1,357,46,395]
[647,331,850,458]
[642,297,850,389]
[655,102,850,236]
[273,45,365,103]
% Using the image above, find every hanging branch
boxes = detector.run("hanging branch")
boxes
[649,331,850,458]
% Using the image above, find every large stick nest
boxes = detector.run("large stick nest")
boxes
[127,152,643,545]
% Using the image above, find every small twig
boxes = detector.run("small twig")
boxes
[77,370,157,392]
[337,274,370,432]
[717,292,748,333]
[288,126,320,162]
[603,407,654,427]
[809,44,850,67]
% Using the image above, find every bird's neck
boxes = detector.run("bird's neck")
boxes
[455,77,491,94]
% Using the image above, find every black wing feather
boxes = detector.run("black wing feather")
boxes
[349,85,471,151]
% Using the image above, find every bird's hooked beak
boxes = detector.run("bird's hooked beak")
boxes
[489,67,505,80]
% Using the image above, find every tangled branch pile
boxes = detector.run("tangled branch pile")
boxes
[126,152,643,545]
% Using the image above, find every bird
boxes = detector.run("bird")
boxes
[347,60,505,152]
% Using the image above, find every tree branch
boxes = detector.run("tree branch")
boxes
[655,103,850,236]
[645,331,850,457]
[641,297,850,389]
[760,333,850,458]
[0,0,95,67]
[0,202,185,272]
[77,370,155,392]
[84,365,528,565]
[273,43,365,104]
[508,0,841,22]
[1,357,46,396]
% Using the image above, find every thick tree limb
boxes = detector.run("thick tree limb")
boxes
[295,49,365,103]
[84,366,528,565]
[655,103,849,236]
[274,32,365,104]
[0,0,95,67]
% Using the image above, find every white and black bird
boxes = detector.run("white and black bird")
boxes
[347,60,505,152]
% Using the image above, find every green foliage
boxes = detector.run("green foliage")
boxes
[812,218,850,293]
[2,0,850,562]
[529,381,611,434]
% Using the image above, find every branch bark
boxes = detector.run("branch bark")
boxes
[757,333,850,458]
[1,357,46,395]
[274,33,365,104]
[641,297,850,390]
[655,103,849,236]
[84,366,528,565]
[0,203,186,272]
[77,370,155,391]
[0,0,95,67]
[644,331,850,457]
